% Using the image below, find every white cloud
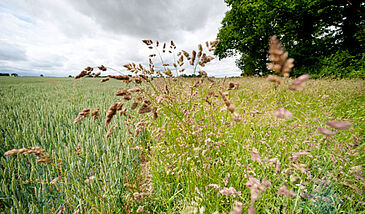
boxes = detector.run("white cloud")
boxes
[0,0,240,77]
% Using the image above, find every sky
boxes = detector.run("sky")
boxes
[0,0,241,77]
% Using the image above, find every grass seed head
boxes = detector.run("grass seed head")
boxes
[142,40,153,45]
[91,108,99,120]
[268,36,294,76]
[93,72,101,78]
[100,77,109,83]
[267,75,282,85]
[105,103,118,125]
[5,147,51,164]
[318,127,335,136]
[219,187,239,197]
[73,108,91,123]
[278,184,296,197]
[152,106,158,120]
[290,74,310,91]
[106,124,117,139]
[230,201,243,214]
[326,121,352,129]
[50,176,63,184]
[273,108,293,119]
[75,70,88,79]
[138,100,152,114]
[97,65,107,71]
[108,75,131,81]
[246,177,265,203]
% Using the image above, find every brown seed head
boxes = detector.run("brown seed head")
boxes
[91,108,99,120]
[100,77,109,83]
[73,108,91,123]
[267,75,282,85]
[290,74,310,91]
[326,121,352,129]
[105,103,118,125]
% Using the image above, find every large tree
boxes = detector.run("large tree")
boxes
[215,0,364,76]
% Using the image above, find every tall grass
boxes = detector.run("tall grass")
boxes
[1,37,364,213]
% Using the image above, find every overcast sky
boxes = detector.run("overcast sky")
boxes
[0,0,241,77]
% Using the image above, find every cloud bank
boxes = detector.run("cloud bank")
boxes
[0,0,241,77]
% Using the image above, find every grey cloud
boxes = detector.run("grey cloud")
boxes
[66,0,226,40]
[0,40,27,61]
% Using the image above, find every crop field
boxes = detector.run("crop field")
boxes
[0,74,364,213]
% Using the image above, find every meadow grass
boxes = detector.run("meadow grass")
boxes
[0,76,364,213]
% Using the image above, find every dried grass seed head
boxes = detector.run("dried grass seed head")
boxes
[73,108,91,123]
[105,103,118,125]
[326,121,352,129]
[100,77,109,83]
[91,108,99,120]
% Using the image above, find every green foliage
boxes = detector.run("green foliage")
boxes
[293,51,365,79]
[215,0,364,76]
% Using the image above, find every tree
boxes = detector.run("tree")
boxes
[215,0,364,76]
[11,73,18,77]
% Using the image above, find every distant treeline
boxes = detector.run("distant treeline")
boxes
[0,73,18,77]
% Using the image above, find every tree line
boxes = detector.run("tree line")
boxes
[215,0,364,78]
